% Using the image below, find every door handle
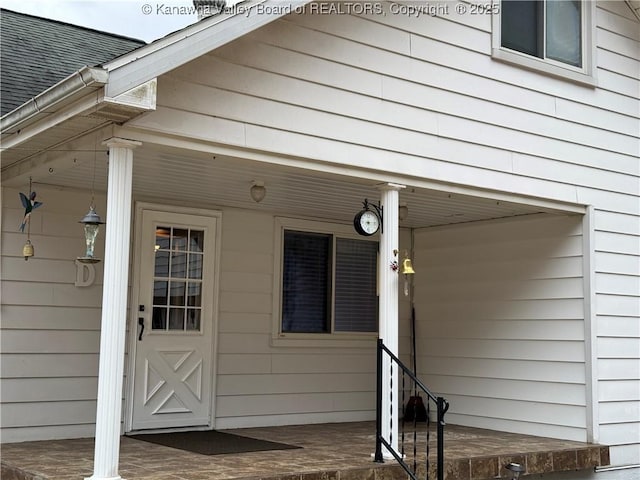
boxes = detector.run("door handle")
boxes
[138,317,145,341]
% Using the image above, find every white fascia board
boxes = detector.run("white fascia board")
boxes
[104,0,312,98]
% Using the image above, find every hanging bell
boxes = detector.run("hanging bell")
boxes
[23,239,34,261]
[401,258,415,275]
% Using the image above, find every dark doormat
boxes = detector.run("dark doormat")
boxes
[128,430,302,456]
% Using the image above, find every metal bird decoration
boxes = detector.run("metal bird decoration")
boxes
[19,191,43,232]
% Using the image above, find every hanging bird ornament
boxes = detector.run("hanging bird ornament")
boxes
[18,179,42,261]
[19,190,43,233]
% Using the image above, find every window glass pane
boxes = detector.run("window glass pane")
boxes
[154,250,169,277]
[153,281,168,306]
[335,238,379,332]
[501,0,543,58]
[152,307,167,330]
[169,308,184,330]
[169,281,186,306]
[546,0,581,66]
[186,309,201,331]
[282,230,331,333]
[189,253,203,279]
[187,282,202,306]
[151,225,207,333]
[172,228,188,251]
[155,227,171,250]
[190,230,204,253]
[171,252,187,278]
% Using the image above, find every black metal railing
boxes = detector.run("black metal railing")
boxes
[374,339,449,480]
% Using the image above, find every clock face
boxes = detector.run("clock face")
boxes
[355,209,380,236]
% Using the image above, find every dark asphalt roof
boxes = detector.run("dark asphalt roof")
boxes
[1,8,146,116]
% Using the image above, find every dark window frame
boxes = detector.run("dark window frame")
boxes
[278,224,379,337]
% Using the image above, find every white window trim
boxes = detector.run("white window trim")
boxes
[271,216,378,348]
[491,0,597,86]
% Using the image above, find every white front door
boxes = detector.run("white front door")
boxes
[131,209,218,431]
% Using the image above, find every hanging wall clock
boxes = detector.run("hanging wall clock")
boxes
[354,200,381,236]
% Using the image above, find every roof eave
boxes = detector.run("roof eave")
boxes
[1,66,109,134]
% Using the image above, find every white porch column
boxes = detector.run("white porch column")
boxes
[87,138,140,480]
[378,183,405,455]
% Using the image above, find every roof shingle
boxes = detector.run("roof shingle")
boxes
[1,9,145,116]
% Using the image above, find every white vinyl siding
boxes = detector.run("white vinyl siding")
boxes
[413,215,588,441]
[0,187,107,442]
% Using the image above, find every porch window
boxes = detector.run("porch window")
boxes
[492,0,594,84]
[277,219,378,338]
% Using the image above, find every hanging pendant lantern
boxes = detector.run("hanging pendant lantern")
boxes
[77,205,104,264]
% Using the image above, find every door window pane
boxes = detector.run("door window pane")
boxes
[171,252,187,278]
[169,308,185,330]
[282,230,331,333]
[169,281,185,306]
[155,226,171,250]
[153,281,168,307]
[154,251,169,277]
[152,307,167,330]
[172,228,188,251]
[187,282,202,306]
[188,253,203,279]
[186,309,201,331]
[190,230,204,253]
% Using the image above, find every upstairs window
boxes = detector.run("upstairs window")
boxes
[493,0,594,84]
[501,0,582,67]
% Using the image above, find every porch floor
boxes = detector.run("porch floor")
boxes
[1,422,609,480]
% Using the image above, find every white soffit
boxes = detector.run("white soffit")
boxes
[21,145,580,229]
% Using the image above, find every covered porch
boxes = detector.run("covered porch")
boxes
[2,109,598,480]
[2,132,597,479]
[1,421,609,480]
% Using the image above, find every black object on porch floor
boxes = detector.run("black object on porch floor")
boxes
[128,430,302,455]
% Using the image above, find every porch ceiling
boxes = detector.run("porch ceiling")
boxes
[3,142,557,229]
